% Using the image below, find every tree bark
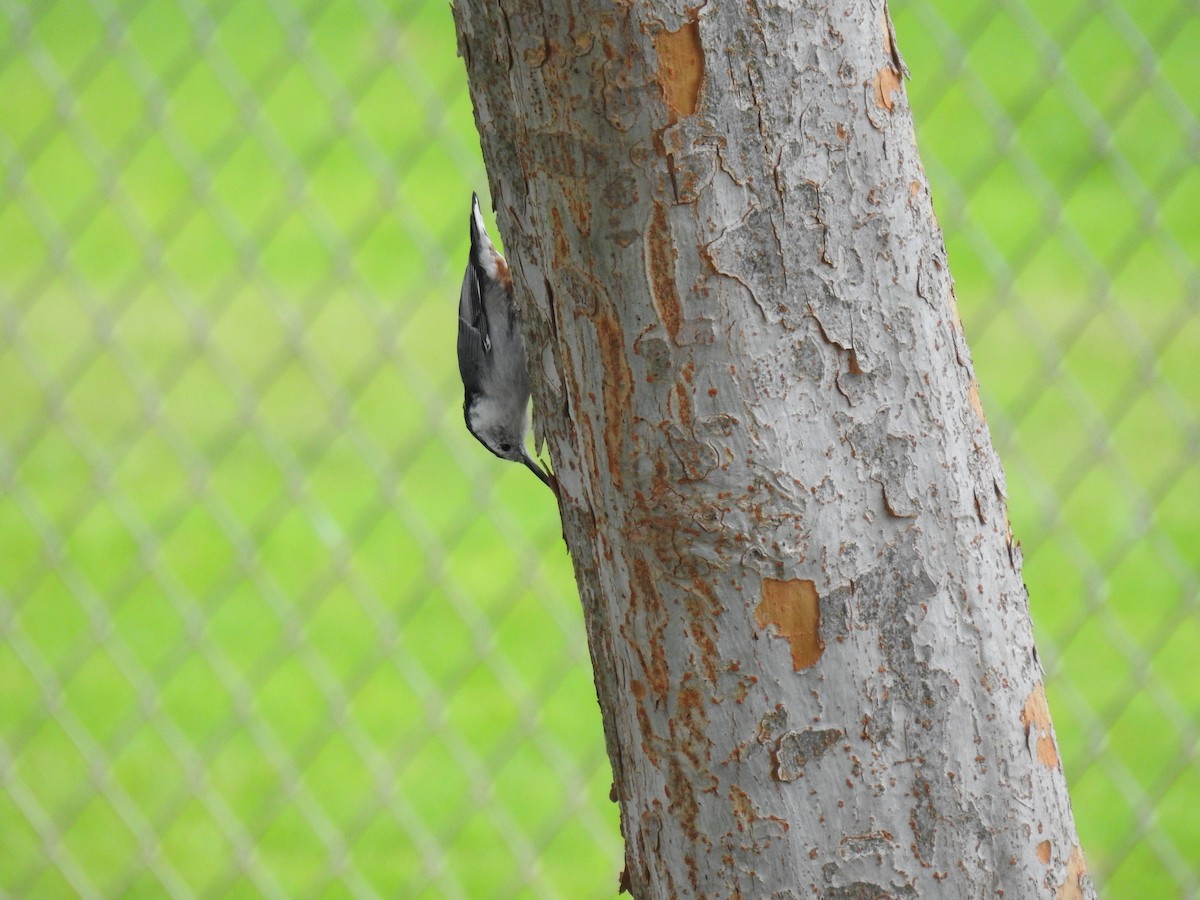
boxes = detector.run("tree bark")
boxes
[452,1,1092,897]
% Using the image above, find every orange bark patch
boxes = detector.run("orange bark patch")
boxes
[653,19,704,119]
[630,556,670,700]
[1021,681,1060,769]
[646,200,682,343]
[847,349,863,375]
[755,579,823,670]
[968,378,986,423]
[1038,839,1052,865]
[873,67,902,111]
[1055,845,1089,900]
[550,207,570,265]
[673,380,693,429]
[686,577,721,684]
[728,783,789,838]
[594,312,632,491]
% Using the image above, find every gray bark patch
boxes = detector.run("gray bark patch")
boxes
[774,728,843,781]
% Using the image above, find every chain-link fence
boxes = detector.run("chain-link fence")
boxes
[0,0,1195,896]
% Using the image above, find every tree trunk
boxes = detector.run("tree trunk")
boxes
[452,1,1092,897]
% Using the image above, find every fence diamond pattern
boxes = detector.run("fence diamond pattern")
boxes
[1,0,1196,897]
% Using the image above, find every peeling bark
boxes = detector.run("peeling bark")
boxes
[452,1,1092,896]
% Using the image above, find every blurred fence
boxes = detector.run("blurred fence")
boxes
[0,0,1196,897]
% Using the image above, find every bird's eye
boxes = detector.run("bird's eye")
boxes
[499,442,512,453]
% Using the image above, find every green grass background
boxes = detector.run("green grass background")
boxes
[0,0,1196,896]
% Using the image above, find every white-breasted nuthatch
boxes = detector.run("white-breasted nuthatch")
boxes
[458,193,553,489]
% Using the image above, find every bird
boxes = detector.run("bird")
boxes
[457,192,554,490]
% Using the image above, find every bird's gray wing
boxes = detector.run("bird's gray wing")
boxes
[457,262,490,396]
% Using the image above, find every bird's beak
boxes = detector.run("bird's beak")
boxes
[521,452,556,492]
